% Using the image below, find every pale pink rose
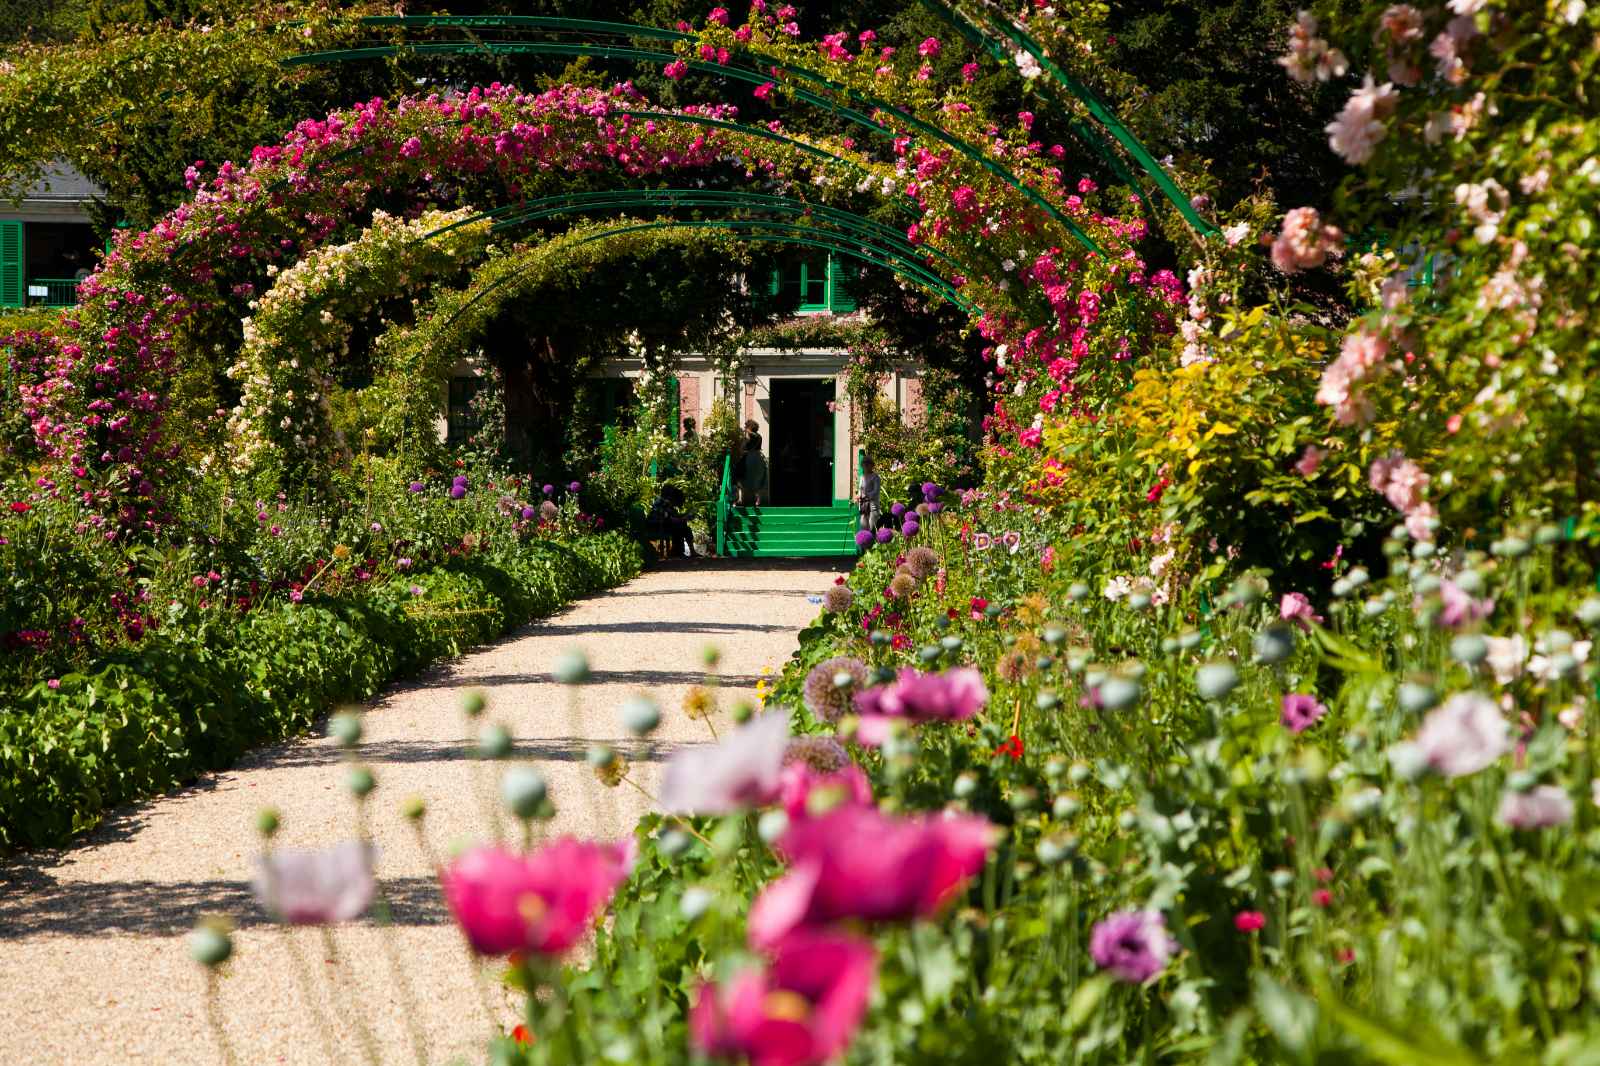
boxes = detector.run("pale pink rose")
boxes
[1271,206,1343,273]
[1379,4,1425,43]
[1326,77,1399,165]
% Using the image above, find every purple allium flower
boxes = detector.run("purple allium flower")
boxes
[854,529,873,548]
[901,519,920,538]
[782,735,852,774]
[569,481,581,493]
[921,481,940,500]
[1089,909,1176,983]
[928,501,943,514]
[804,656,869,722]
[891,503,906,518]
[875,528,893,544]
[252,841,376,925]
[823,584,854,614]
[1497,784,1574,829]
[521,505,536,520]
[449,485,467,499]
[542,483,554,495]
[1280,693,1328,734]
[407,481,425,493]
[1412,691,1510,778]
[452,474,469,487]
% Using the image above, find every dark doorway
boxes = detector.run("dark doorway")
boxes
[769,378,835,506]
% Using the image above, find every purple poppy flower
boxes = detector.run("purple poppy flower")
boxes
[1280,693,1327,734]
[1090,909,1176,983]
[854,529,873,548]
[875,528,893,544]
[407,481,425,493]
[853,667,988,745]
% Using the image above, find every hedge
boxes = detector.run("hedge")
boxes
[0,532,644,850]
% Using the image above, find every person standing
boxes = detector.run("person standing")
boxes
[740,420,767,505]
[856,454,881,536]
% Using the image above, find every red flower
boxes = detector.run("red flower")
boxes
[1312,888,1333,908]
[992,734,1024,760]
[8,502,29,513]
[1234,910,1265,933]
[1145,477,1171,503]
[511,1024,534,1046]
[1336,947,1355,964]
[891,633,911,651]
[1313,866,1334,884]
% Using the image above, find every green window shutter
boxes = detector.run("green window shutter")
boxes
[827,255,857,314]
[768,267,781,296]
[0,222,22,308]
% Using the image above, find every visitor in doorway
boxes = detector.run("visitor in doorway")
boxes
[647,483,696,559]
[739,420,767,505]
[857,455,881,540]
[681,417,696,441]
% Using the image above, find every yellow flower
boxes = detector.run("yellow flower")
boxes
[331,544,351,561]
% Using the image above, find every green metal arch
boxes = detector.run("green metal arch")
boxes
[920,0,1215,235]
[434,218,975,348]
[292,13,1204,236]
[284,34,1106,255]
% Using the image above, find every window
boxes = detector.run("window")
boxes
[447,377,482,446]
[768,253,858,315]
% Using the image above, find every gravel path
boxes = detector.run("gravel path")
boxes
[0,558,843,1066]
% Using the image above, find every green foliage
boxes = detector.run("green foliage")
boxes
[0,529,642,849]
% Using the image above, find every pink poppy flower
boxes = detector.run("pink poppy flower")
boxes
[853,667,988,746]
[747,807,995,948]
[441,837,634,956]
[1280,592,1323,628]
[660,710,790,813]
[252,841,376,925]
[778,760,873,821]
[690,932,876,1066]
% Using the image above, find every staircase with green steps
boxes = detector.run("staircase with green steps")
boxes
[721,503,858,557]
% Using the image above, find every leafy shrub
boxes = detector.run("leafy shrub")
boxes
[0,531,643,849]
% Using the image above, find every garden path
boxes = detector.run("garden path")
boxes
[0,558,845,1066]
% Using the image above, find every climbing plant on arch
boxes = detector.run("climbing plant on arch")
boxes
[16,57,1188,533]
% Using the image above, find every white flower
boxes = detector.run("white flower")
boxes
[1014,49,1043,79]
[1222,222,1250,246]
[1485,634,1528,685]
[660,712,789,814]
[1527,633,1591,681]
[1149,550,1175,579]
[1103,576,1133,602]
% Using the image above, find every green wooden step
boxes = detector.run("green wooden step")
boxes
[720,504,859,558]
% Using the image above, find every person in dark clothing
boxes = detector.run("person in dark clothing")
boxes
[739,420,767,505]
[647,484,695,558]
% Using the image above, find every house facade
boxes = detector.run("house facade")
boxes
[0,164,104,309]
[440,251,927,509]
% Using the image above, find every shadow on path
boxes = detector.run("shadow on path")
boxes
[0,870,450,939]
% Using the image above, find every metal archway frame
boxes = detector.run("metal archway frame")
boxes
[287,13,1206,235]
[284,26,1107,255]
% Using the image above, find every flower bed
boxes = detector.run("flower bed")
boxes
[0,530,641,850]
